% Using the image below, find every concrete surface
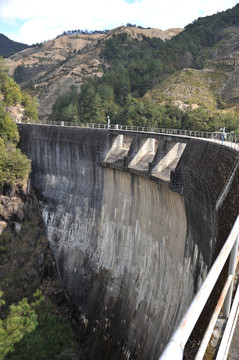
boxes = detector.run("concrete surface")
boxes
[18,125,239,360]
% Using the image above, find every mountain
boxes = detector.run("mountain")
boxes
[5,26,182,119]
[146,24,239,113]
[5,3,239,129]
[145,68,223,111]
[0,34,29,58]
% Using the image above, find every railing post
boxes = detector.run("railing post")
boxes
[223,234,239,318]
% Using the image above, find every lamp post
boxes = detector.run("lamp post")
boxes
[107,116,110,129]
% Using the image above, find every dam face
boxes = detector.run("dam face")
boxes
[18,124,239,359]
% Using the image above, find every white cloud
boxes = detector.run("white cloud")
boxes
[0,0,238,44]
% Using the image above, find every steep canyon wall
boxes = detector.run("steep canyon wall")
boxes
[18,125,239,359]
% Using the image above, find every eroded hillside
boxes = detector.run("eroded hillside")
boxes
[6,26,182,119]
[146,25,239,110]
[210,26,239,106]
[145,68,226,110]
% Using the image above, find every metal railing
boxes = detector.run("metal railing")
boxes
[19,120,239,149]
[159,215,239,360]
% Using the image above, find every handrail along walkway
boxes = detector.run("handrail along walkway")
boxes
[18,120,239,150]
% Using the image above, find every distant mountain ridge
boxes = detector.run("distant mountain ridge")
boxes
[0,34,29,58]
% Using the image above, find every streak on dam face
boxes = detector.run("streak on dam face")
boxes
[18,124,239,359]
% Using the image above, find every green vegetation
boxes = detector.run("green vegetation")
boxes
[0,58,39,123]
[0,58,38,188]
[50,86,80,123]
[0,34,29,58]
[148,69,219,110]
[21,91,39,121]
[0,291,38,360]
[49,4,239,132]
[0,138,31,187]
[0,107,19,144]
[50,77,239,132]
[5,293,77,360]
[14,65,32,84]
[0,60,22,110]
[0,201,78,359]
[0,56,79,359]
[0,288,77,360]
[0,59,78,356]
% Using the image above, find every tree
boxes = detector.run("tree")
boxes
[0,291,38,360]
[212,111,239,133]
[0,138,31,187]
[0,103,19,143]
[179,51,193,70]
[183,107,210,130]
[4,290,77,360]
[50,87,79,123]
[0,59,38,123]
[21,92,39,122]
[120,94,138,125]
[61,103,78,122]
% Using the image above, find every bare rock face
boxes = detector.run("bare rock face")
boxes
[165,28,183,37]
[0,184,61,315]
[6,104,25,123]
[0,181,29,233]
[220,61,239,105]
[209,26,239,107]
[0,221,7,235]
[0,195,25,222]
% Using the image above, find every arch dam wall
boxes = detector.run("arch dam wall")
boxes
[18,124,239,360]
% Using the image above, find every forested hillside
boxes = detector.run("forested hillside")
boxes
[0,34,29,58]
[49,3,239,132]
[6,25,178,119]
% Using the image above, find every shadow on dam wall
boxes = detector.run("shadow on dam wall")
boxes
[18,124,239,360]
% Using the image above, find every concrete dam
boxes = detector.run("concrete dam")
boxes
[18,124,239,359]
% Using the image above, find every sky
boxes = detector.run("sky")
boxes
[0,0,238,45]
